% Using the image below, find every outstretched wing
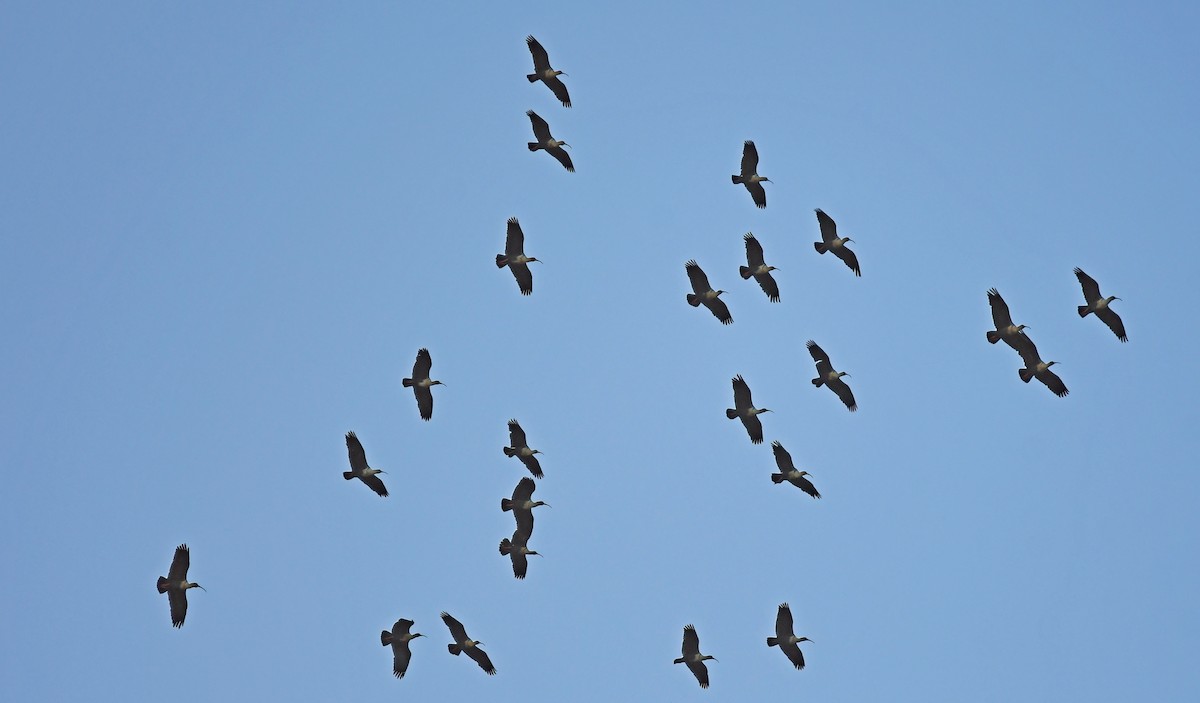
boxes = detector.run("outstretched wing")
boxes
[525,35,550,72]
[168,589,188,628]
[414,386,434,421]
[987,288,1015,330]
[827,376,857,412]
[360,473,388,497]
[780,641,807,670]
[526,110,553,142]
[544,74,571,107]
[743,233,765,268]
[1096,307,1128,342]
[755,271,780,302]
[740,140,759,176]
[685,260,712,295]
[512,476,536,503]
[1038,368,1070,398]
[510,263,533,295]
[732,375,753,410]
[703,298,733,325]
[507,419,528,448]
[345,432,368,472]
[745,181,767,209]
[682,624,701,657]
[412,348,432,381]
[167,544,190,582]
[687,659,710,688]
[440,612,468,642]
[806,340,831,366]
[546,145,574,172]
[519,453,544,479]
[815,209,838,244]
[1074,267,1102,303]
[741,414,764,444]
[834,245,861,276]
[771,441,795,471]
[515,508,535,539]
[504,218,525,259]
[775,603,794,640]
[466,645,497,675]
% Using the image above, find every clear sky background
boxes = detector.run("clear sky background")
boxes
[2,1,1199,700]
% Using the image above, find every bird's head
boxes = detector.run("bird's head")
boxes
[716,289,727,296]
[760,408,773,414]
[189,583,206,592]
[838,371,851,378]
[1016,324,1029,331]
[533,449,544,455]
[534,500,551,508]
[411,632,425,640]
[558,141,572,149]
[431,380,446,387]
[555,70,568,77]
[798,637,813,643]
[703,655,719,662]
[1108,296,1122,303]
[1047,361,1059,368]
[769,266,779,271]
[798,471,812,477]
[529,257,542,264]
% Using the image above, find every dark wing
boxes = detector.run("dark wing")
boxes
[345,432,368,473]
[546,146,574,172]
[1074,267,1102,303]
[834,245,861,276]
[740,140,759,176]
[508,419,528,448]
[167,544,190,581]
[1016,337,1044,370]
[806,340,831,366]
[755,272,780,302]
[440,612,468,643]
[780,641,806,670]
[168,589,188,628]
[732,375,753,410]
[1006,330,1037,356]
[745,181,767,209]
[1038,368,1070,398]
[827,376,858,412]
[771,441,795,472]
[466,645,497,675]
[393,618,415,637]
[526,110,552,142]
[685,260,712,295]
[987,288,1015,330]
[512,476,536,503]
[743,233,765,267]
[775,603,795,640]
[514,508,535,539]
[509,532,529,579]
[519,453,544,479]
[544,74,571,108]
[1096,308,1127,342]
[796,474,821,499]
[510,263,533,295]
[392,640,413,679]
[682,624,700,657]
[525,35,550,72]
[414,386,434,421]
[360,473,389,497]
[703,297,733,325]
[815,209,838,244]
[504,217,525,259]
[741,414,764,444]
[687,660,710,688]
[412,348,432,381]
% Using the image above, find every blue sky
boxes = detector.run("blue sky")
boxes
[2,1,1199,700]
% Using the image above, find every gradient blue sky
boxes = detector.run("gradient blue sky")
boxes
[3,2,1199,700]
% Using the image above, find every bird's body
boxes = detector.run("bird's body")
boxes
[1017,339,1069,397]
[499,529,539,579]
[739,233,780,302]
[674,624,717,689]
[1074,268,1127,342]
[525,35,571,107]
[726,374,770,444]
[401,348,443,421]
[769,442,820,499]
[731,140,770,208]
[526,110,574,172]
[157,544,204,628]
[807,340,857,412]
[986,288,1034,354]
[441,612,496,675]
[501,476,548,538]
[503,419,544,478]
[685,260,733,325]
[767,603,812,670]
[343,431,388,497]
[813,209,860,276]
[381,618,424,679]
[496,217,539,296]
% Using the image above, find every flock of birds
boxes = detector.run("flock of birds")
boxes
[155,34,1130,690]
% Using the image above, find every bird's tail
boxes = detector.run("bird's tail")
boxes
[767,636,779,647]
[1078,305,1091,317]
[725,408,738,419]
[771,473,785,484]
[814,241,828,254]
[812,377,824,387]
[402,378,414,387]
[686,293,701,307]
[448,644,462,656]
[499,538,513,556]
[496,254,508,268]
[157,576,169,594]
[739,266,752,279]
[501,498,513,512]
[526,73,539,83]
[342,471,354,480]
[986,331,1001,344]
[673,656,686,664]
[381,630,393,646]
[1019,368,1035,383]
[731,175,744,184]
[503,446,517,457]
[527,142,540,151]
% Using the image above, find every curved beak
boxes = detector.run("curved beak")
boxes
[195,585,207,592]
